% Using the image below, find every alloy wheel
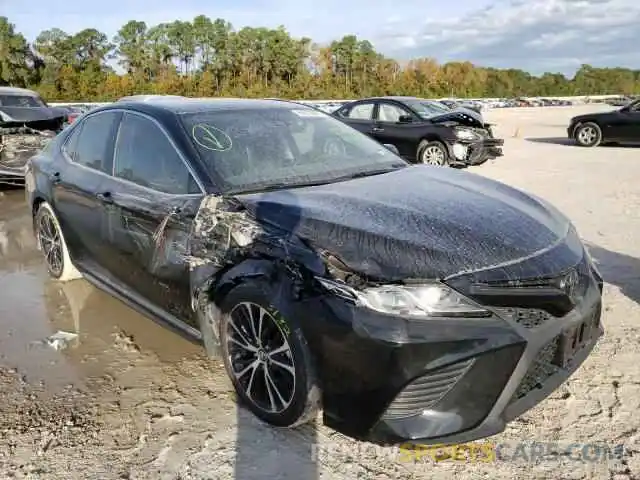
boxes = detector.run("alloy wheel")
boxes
[226,302,296,414]
[577,126,597,145]
[37,210,64,277]
[422,145,447,166]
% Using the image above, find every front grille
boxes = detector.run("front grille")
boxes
[510,337,561,402]
[493,307,554,329]
[381,359,474,420]
[509,302,601,404]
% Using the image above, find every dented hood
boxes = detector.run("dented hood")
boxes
[0,106,66,124]
[235,165,570,280]
[429,108,485,127]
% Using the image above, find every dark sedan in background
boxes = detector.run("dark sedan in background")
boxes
[25,97,602,445]
[333,96,503,167]
[569,98,640,147]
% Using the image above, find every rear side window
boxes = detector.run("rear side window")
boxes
[113,113,200,195]
[65,112,119,173]
[0,95,45,107]
[344,103,374,120]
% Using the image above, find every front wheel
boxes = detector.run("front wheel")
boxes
[417,140,450,166]
[218,282,320,427]
[574,122,602,147]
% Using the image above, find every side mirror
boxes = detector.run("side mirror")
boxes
[620,105,630,113]
[398,115,413,123]
[383,144,399,155]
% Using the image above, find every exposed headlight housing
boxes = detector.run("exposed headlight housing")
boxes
[454,128,480,141]
[317,278,490,318]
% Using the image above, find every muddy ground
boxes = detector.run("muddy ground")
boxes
[0,105,639,479]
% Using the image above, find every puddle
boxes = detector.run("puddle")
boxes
[0,190,204,393]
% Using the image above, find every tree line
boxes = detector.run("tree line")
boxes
[0,15,638,102]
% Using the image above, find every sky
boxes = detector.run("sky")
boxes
[2,0,639,75]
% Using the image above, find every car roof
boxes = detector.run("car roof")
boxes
[346,96,425,103]
[117,94,186,102]
[106,97,303,115]
[0,86,39,97]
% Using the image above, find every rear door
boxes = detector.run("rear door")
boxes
[53,111,120,267]
[97,111,204,326]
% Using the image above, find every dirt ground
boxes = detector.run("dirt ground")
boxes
[0,104,639,480]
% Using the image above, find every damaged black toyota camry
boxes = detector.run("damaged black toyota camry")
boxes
[25,98,603,446]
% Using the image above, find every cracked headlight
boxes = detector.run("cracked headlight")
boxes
[455,128,480,141]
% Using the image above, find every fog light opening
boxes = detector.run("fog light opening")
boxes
[452,143,468,160]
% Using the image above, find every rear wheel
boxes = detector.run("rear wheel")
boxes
[574,122,602,147]
[34,202,82,281]
[218,282,320,427]
[417,140,450,166]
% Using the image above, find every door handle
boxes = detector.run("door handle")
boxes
[96,191,114,204]
[371,127,384,133]
[49,171,61,184]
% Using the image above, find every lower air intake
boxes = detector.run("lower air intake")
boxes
[381,359,474,420]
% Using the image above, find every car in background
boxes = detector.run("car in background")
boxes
[0,86,66,186]
[25,97,602,446]
[333,96,503,167]
[568,98,640,147]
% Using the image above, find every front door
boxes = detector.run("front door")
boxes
[372,102,424,158]
[618,102,640,141]
[52,111,120,267]
[98,111,204,326]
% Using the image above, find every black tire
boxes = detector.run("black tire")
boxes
[34,202,82,281]
[417,140,450,166]
[574,122,602,147]
[218,281,320,427]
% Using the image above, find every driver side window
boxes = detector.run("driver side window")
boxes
[378,103,412,123]
[113,113,200,195]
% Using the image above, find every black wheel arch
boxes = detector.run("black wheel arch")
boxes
[571,119,601,137]
[196,257,310,358]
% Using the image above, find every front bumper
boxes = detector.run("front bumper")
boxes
[0,166,26,186]
[300,249,603,445]
[447,137,504,167]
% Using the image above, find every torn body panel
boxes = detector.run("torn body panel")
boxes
[0,127,55,185]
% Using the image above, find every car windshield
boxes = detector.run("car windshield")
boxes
[404,99,452,119]
[0,95,46,107]
[626,99,640,111]
[180,106,408,194]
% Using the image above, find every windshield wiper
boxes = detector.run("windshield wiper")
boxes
[226,164,407,195]
[329,163,407,182]
[226,179,335,195]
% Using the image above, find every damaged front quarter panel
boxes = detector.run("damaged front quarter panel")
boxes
[186,194,326,356]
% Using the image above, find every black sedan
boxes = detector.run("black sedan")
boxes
[333,96,503,167]
[25,98,603,445]
[569,99,640,147]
